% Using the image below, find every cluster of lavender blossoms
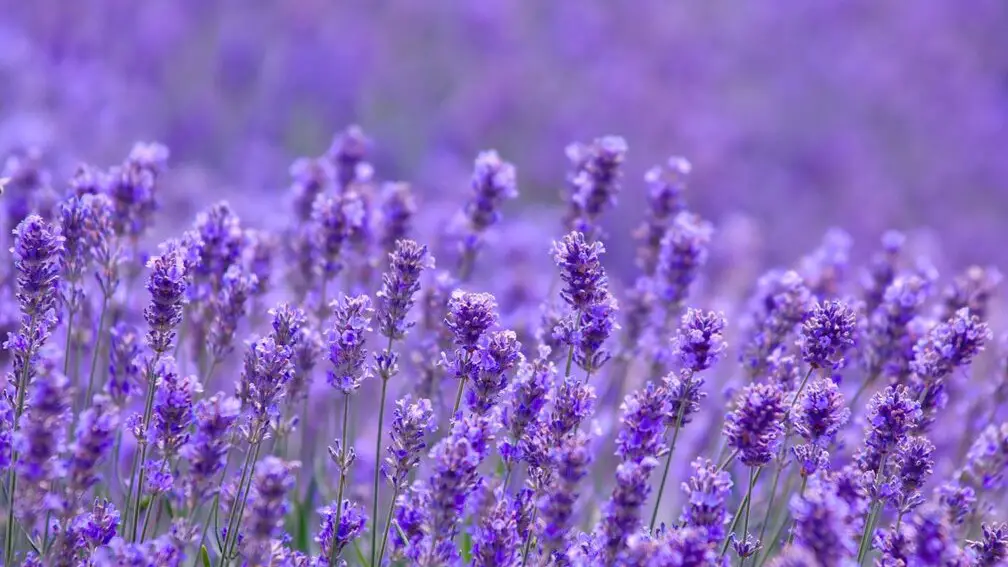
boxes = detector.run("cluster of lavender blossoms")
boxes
[0,127,1005,567]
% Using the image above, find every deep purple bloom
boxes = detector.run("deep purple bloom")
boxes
[564,135,628,235]
[143,245,189,355]
[467,330,522,414]
[180,393,241,503]
[107,321,142,405]
[857,385,921,474]
[663,370,706,428]
[552,231,609,312]
[936,482,976,528]
[538,430,592,557]
[317,500,367,565]
[889,435,935,513]
[731,532,763,559]
[376,239,433,340]
[791,443,830,477]
[862,273,932,380]
[654,211,712,309]
[940,264,1003,321]
[244,457,297,562]
[572,293,618,375]
[310,190,366,279]
[739,270,812,376]
[57,195,95,304]
[679,457,733,545]
[723,382,786,467]
[911,307,991,383]
[969,523,1008,567]
[902,506,965,566]
[672,308,728,374]
[459,150,518,254]
[471,488,521,567]
[378,182,417,253]
[499,347,553,466]
[152,357,201,457]
[549,374,597,442]
[634,156,690,275]
[81,499,120,549]
[797,299,857,369]
[861,230,906,313]
[208,265,258,363]
[793,377,850,445]
[66,395,119,498]
[237,336,294,437]
[325,294,374,394]
[789,478,855,567]
[596,457,658,563]
[11,214,63,320]
[382,396,436,491]
[191,201,245,292]
[615,381,669,463]
[445,291,498,351]
[268,303,307,349]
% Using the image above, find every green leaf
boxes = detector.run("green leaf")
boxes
[461,531,473,563]
[200,545,211,567]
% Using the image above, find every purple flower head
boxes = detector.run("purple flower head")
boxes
[635,156,690,275]
[464,149,518,236]
[11,214,63,320]
[891,435,935,513]
[143,245,189,355]
[191,201,244,292]
[791,443,830,477]
[615,381,670,463]
[861,230,906,312]
[107,321,142,404]
[672,308,728,374]
[731,532,763,560]
[467,329,522,414]
[471,488,521,567]
[552,231,609,312]
[237,335,294,436]
[152,357,201,457]
[679,457,733,545]
[67,395,119,497]
[654,211,713,308]
[240,229,275,296]
[968,522,1008,567]
[573,292,618,374]
[104,143,167,239]
[382,396,436,491]
[793,377,850,444]
[288,327,323,406]
[81,499,120,549]
[288,155,335,222]
[740,270,812,376]
[317,500,367,564]
[208,264,258,363]
[960,422,1008,491]
[539,430,592,556]
[723,382,786,467]
[789,477,855,567]
[549,374,597,441]
[597,456,658,563]
[82,193,122,296]
[445,290,498,351]
[327,124,371,188]
[911,307,991,383]
[564,135,628,235]
[936,482,976,528]
[663,370,706,428]
[798,228,852,298]
[862,273,932,380]
[310,190,366,279]
[16,365,70,512]
[798,299,857,369]
[325,294,373,395]
[181,393,241,503]
[940,264,1003,321]
[905,505,964,566]
[268,302,307,349]
[57,194,95,291]
[858,385,921,474]
[499,347,553,465]
[245,457,298,561]
[376,239,433,340]
[378,181,417,252]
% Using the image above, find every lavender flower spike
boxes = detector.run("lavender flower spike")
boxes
[654,211,713,309]
[142,245,189,356]
[538,430,592,559]
[376,238,434,341]
[564,135,628,236]
[317,500,367,565]
[797,299,857,370]
[325,294,374,395]
[471,488,521,567]
[552,230,609,312]
[789,477,856,567]
[243,457,298,565]
[723,382,786,467]
[672,308,728,374]
[679,457,733,545]
[382,396,436,491]
[911,307,991,384]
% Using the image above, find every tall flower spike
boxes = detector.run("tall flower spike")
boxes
[615,381,669,463]
[85,193,123,297]
[862,274,931,381]
[679,457,733,545]
[471,488,521,567]
[208,264,258,364]
[797,299,857,369]
[243,457,298,564]
[857,385,921,474]
[635,156,690,275]
[793,377,850,445]
[672,308,728,374]
[539,430,592,558]
[552,231,609,312]
[181,393,241,504]
[723,382,786,467]
[237,336,294,438]
[789,478,856,567]
[15,366,71,520]
[458,150,518,275]
[311,191,366,280]
[911,307,991,383]
[143,245,189,355]
[467,330,522,414]
[499,347,553,467]
[890,435,935,513]
[739,269,812,376]
[191,201,244,294]
[11,214,63,320]
[376,239,433,340]
[861,230,906,313]
[564,135,628,235]
[596,457,659,563]
[382,396,436,491]
[57,195,94,304]
[152,358,201,458]
[654,211,713,309]
[66,395,119,499]
[573,292,619,374]
[325,294,373,395]
[107,321,141,405]
[378,182,417,254]
[317,500,367,564]
[104,143,168,239]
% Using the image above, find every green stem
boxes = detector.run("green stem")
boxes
[371,373,390,566]
[5,317,38,565]
[520,508,540,566]
[452,376,467,416]
[755,460,784,545]
[218,439,263,566]
[717,449,740,472]
[649,402,686,530]
[721,467,761,557]
[62,309,76,378]
[329,394,351,567]
[128,356,162,542]
[83,296,110,411]
[377,486,402,567]
[856,454,889,564]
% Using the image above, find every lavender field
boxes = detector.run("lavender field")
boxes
[1,2,1007,566]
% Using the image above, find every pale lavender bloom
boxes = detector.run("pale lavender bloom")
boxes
[237,336,294,438]
[325,294,373,395]
[208,265,258,363]
[739,269,812,377]
[672,308,728,374]
[538,430,592,557]
[564,135,628,236]
[378,182,417,253]
[376,239,433,340]
[798,228,852,298]
[107,321,141,405]
[66,396,119,498]
[596,457,658,563]
[861,230,906,313]
[471,488,521,567]
[857,385,921,475]
[939,265,1003,321]
[911,307,991,383]
[723,382,786,467]
[968,522,1008,567]
[181,393,241,503]
[382,396,436,491]
[499,347,553,467]
[615,381,669,463]
[862,274,931,381]
[152,357,201,458]
[243,457,298,564]
[634,156,690,276]
[793,377,850,445]
[959,422,1008,491]
[679,457,733,545]
[654,211,712,308]
[789,478,855,567]
[15,365,71,519]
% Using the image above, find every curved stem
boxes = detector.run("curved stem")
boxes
[649,402,686,530]
[720,467,762,557]
[370,374,390,566]
[377,486,402,567]
[128,356,162,542]
[328,394,351,567]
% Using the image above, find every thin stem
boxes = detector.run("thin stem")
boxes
[452,376,467,416]
[721,467,760,557]
[5,317,38,566]
[128,356,163,542]
[83,295,110,410]
[329,394,351,567]
[784,477,809,547]
[62,308,76,377]
[741,468,756,547]
[520,508,540,566]
[377,486,402,567]
[218,439,263,566]
[650,402,686,530]
[756,461,785,545]
[371,368,391,566]
[856,454,889,564]
[717,449,740,472]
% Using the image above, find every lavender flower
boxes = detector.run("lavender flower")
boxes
[861,230,906,313]
[936,481,976,529]
[467,330,522,414]
[445,291,498,351]
[654,211,713,308]
[857,385,921,475]
[679,457,733,545]
[327,124,371,188]
[107,322,141,405]
[739,270,812,376]
[573,293,618,374]
[458,150,518,274]
[596,457,658,563]
[105,143,168,239]
[237,336,293,437]
[635,156,690,275]
[378,182,417,253]
[959,422,1008,491]
[499,347,553,466]
[793,377,850,445]
[243,457,297,562]
[85,193,123,297]
[15,366,70,517]
[911,307,991,383]
[564,135,628,235]
[81,499,120,549]
[968,523,1008,567]
[311,191,366,280]
[940,264,1003,321]
[382,396,436,491]
[191,201,244,292]
[862,274,931,381]
[180,393,241,503]
[152,358,201,457]
[317,500,367,565]
[723,382,786,467]
[797,299,857,369]
[11,214,63,320]
[889,435,934,513]
[548,374,597,441]
[66,396,119,498]
[325,294,373,394]
[538,430,592,557]
[57,195,94,308]
[663,370,706,427]
[789,478,855,567]
[798,228,852,298]
[208,265,258,363]
[615,381,669,463]
[552,231,609,312]
[672,308,728,373]
[143,246,189,355]
[791,443,830,477]
[471,489,521,567]
[376,239,433,340]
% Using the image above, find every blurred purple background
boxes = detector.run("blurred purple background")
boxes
[2,0,1007,269]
